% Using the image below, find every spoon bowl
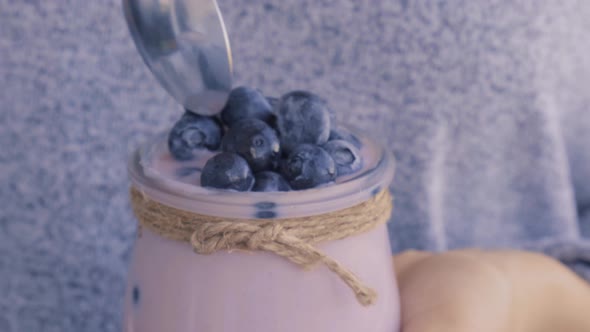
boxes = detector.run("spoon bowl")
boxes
[123,0,233,115]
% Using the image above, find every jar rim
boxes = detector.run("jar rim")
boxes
[128,131,395,219]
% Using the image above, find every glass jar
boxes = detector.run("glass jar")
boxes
[123,130,400,332]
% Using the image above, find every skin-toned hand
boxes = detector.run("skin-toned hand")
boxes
[393,250,590,332]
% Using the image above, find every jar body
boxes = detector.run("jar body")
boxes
[122,223,400,332]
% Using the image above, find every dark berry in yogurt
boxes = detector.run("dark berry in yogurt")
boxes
[281,144,336,190]
[167,87,365,191]
[276,91,331,154]
[221,87,274,127]
[168,111,223,160]
[323,139,363,176]
[201,152,254,191]
[221,119,281,172]
[253,171,291,192]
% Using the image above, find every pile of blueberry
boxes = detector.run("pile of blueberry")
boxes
[168,87,363,191]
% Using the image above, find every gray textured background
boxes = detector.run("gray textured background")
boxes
[1,0,590,331]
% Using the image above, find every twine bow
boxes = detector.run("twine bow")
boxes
[130,187,392,306]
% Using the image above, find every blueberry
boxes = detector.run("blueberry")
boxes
[253,171,291,192]
[277,91,331,153]
[255,210,277,219]
[221,87,274,127]
[221,119,281,172]
[201,153,254,191]
[168,111,223,160]
[329,126,362,150]
[281,144,336,190]
[323,140,363,176]
[132,286,140,305]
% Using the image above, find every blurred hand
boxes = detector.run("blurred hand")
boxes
[393,250,590,332]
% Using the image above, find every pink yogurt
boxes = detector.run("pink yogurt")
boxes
[123,129,400,332]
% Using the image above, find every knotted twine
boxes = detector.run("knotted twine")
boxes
[129,186,393,306]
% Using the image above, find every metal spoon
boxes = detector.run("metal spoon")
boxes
[123,0,233,115]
